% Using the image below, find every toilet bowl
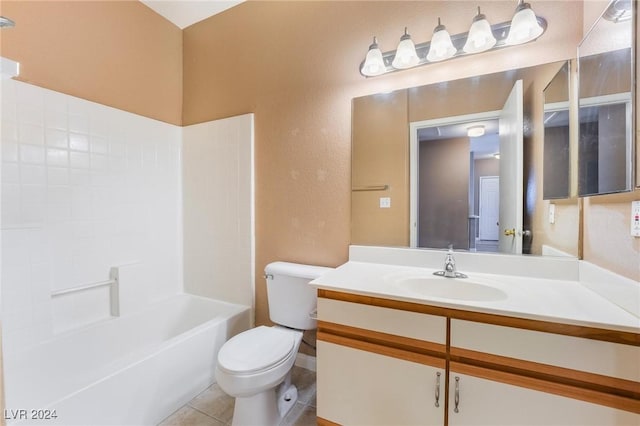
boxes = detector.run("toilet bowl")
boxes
[216,326,302,425]
[214,262,332,426]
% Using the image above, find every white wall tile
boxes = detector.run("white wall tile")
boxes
[69,113,89,134]
[2,140,18,162]
[182,114,254,308]
[21,165,46,185]
[2,163,19,184]
[19,123,44,145]
[1,184,21,226]
[19,144,45,164]
[46,129,68,149]
[90,135,108,154]
[17,104,43,126]
[2,80,183,350]
[70,151,90,169]
[69,133,89,152]
[45,110,68,131]
[47,167,69,186]
[2,120,18,142]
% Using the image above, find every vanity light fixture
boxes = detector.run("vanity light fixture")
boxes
[426,18,457,62]
[505,0,545,45]
[467,125,486,137]
[463,7,497,53]
[359,1,547,77]
[361,37,386,77]
[391,27,420,69]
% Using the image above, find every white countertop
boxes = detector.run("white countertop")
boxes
[311,261,640,334]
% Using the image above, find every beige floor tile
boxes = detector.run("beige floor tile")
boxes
[188,384,235,424]
[280,403,317,426]
[291,366,316,405]
[158,406,225,426]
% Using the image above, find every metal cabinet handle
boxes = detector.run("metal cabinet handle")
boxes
[435,372,441,407]
[454,376,460,413]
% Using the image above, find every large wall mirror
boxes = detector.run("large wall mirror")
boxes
[578,0,635,196]
[352,60,580,257]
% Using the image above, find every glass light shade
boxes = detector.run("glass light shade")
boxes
[361,38,386,76]
[463,16,496,53]
[426,23,457,62]
[505,4,544,45]
[392,29,419,69]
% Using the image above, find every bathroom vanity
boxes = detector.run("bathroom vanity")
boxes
[312,247,640,426]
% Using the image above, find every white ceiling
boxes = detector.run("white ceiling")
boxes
[140,0,243,29]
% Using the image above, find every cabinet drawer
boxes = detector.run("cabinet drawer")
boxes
[318,297,446,344]
[451,319,640,381]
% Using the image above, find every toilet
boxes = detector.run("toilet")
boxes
[215,261,332,426]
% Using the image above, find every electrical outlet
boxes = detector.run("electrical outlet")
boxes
[631,201,640,237]
[548,204,555,224]
[379,197,391,208]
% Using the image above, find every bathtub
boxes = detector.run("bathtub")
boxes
[3,294,250,425]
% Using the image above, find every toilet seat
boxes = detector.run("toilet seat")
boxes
[217,326,296,375]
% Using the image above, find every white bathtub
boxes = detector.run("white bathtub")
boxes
[3,294,250,425]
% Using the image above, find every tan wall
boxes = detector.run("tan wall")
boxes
[183,0,583,327]
[352,91,409,246]
[0,0,183,125]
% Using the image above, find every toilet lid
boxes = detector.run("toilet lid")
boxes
[217,326,296,374]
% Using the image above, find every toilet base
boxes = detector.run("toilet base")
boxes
[277,384,298,420]
[231,381,299,426]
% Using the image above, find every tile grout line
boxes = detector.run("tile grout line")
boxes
[186,403,229,424]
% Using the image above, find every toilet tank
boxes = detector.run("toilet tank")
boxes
[264,261,333,330]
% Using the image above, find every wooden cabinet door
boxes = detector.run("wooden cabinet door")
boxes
[317,341,445,426]
[448,371,640,426]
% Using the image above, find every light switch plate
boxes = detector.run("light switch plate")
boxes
[548,204,555,224]
[379,197,391,208]
[631,201,640,237]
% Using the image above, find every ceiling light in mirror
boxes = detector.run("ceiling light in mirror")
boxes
[467,125,486,137]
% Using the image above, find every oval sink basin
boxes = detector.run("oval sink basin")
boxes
[395,277,507,302]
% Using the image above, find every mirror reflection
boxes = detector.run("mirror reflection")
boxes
[578,0,634,196]
[543,62,571,200]
[352,61,579,257]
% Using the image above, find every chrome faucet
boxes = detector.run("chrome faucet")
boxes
[433,246,467,278]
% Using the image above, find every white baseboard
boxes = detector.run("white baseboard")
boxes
[295,353,316,372]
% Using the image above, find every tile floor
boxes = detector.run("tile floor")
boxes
[158,366,317,426]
